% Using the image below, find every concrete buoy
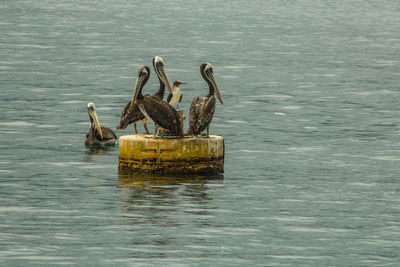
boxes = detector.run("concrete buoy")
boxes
[118,134,224,175]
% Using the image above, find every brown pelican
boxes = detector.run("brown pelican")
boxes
[116,56,172,133]
[132,66,183,138]
[85,102,117,146]
[152,56,173,99]
[116,102,148,133]
[187,63,223,137]
[167,80,186,108]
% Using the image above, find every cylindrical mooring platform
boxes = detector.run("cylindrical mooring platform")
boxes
[118,134,224,175]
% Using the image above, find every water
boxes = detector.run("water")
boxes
[1,0,400,265]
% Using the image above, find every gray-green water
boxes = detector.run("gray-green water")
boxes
[1,0,400,266]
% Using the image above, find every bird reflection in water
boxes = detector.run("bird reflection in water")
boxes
[117,170,224,251]
[118,169,223,192]
[83,145,117,163]
[117,169,224,208]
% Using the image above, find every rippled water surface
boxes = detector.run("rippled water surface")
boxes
[1,0,400,266]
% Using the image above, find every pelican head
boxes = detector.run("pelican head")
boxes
[202,62,223,105]
[131,65,150,106]
[153,56,172,94]
[87,102,103,140]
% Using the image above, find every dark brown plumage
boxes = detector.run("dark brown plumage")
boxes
[187,95,216,136]
[142,95,182,136]
[116,56,171,134]
[85,102,117,146]
[187,63,223,137]
[116,101,148,133]
[86,127,117,146]
[132,66,183,138]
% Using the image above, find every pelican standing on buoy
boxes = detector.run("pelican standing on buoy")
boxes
[152,56,173,99]
[85,102,117,146]
[116,101,148,134]
[116,56,172,133]
[132,66,183,138]
[167,80,186,108]
[187,63,223,137]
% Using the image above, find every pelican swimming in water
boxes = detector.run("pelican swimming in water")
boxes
[167,80,186,108]
[187,63,223,137]
[85,102,117,146]
[116,56,172,133]
[132,65,183,138]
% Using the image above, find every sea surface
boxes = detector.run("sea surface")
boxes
[1,0,400,266]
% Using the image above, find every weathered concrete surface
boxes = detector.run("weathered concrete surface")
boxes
[118,134,224,175]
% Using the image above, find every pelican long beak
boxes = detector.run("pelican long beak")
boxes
[89,109,103,140]
[131,73,144,107]
[159,64,172,94]
[210,72,223,105]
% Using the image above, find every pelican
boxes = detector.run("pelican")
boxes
[167,80,186,108]
[116,102,148,133]
[132,66,183,138]
[85,102,117,146]
[152,56,173,99]
[116,56,172,133]
[187,63,223,137]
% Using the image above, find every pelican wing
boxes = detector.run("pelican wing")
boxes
[117,101,145,130]
[196,95,216,133]
[143,95,182,135]
[189,96,201,130]
[189,96,216,134]
[86,127,116,146]
[101,127,117,141]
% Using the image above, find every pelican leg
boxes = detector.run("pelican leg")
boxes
[134,123,138,134]
[154,125,158,138]
[206,126,209,138]
[144,123,149,134]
